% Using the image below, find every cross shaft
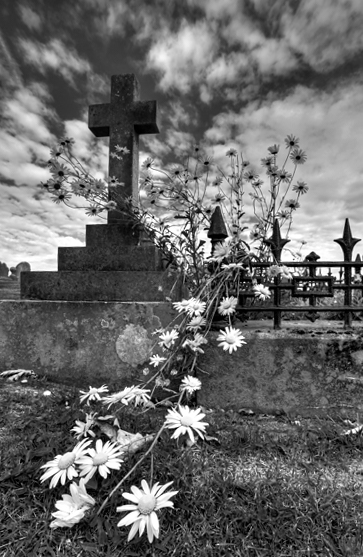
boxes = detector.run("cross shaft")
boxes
[89,74,159,223]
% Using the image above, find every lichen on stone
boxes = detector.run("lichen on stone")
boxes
[115,324,153,368]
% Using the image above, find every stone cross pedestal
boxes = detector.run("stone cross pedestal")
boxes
[21,74,181,302]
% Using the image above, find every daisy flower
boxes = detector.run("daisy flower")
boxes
[253,284,271,301]
[212,239,232,262]
[292,181,309,194]
[217,327,247,354]
[71,179,89,195]
[243,169,259,182]
[51,163,69,179]
[285,199,300,210]
[170,164,184,177]
[185,298,206,317]
[267,265,282,278]
[221,263,244,270]
[277,169,292,183]
[158,329,179,349]
[40,438,92,488]
[200,154,214,168]
[173,299,192,313]
[214,192,225,203]
[284,134,300,149]
[78,439,124,483]
[50,146,63,158]
[260,156,274,168]
[267,144,279,155]
[117,480,178,543]
[115,145,130,155]
[267,165,279,178]
[79,385,109,405]
[218,296,238,316]
[59,137,75,147]
[164,405,208,443]
[212,177,223,187]
[85,205,103,217]
[180,376,202,395]
[149,355,167,367]
[89,178,106,193]
[129,387,152,407]
[108,176,124,187]
[250,228,262,241]
[47,179,63,193]
[186,315,207,331]
[182,333,208,354]
[71,413,97,440]
[217,326,247,353]
[276,209,290,219]
[51,191,72,204]
[226,148,237,157]
[290,148,307,165]
[141,157,154,170]
[102,386,151,408]
[50,479,96,529]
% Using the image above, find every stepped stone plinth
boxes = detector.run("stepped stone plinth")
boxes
[21,221,182,301]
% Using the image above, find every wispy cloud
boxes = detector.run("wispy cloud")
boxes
[147,19,218,93]
[18,4,43,31]
[281,0,363,72]
[17,38,92,88]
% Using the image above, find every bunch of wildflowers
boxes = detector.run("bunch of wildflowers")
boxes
[39,133,307,543]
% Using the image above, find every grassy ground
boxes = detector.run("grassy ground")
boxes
[1,375,363,557]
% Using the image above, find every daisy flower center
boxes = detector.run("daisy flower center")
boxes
[224,333,236,345]
[180,415,195,427]
[58,452,76,469]
[138,494,156,515]
[93,452,109,466]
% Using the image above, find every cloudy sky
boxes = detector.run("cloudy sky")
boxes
[1,0,363,272]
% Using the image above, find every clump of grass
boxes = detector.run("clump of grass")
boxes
[1,376,363,556]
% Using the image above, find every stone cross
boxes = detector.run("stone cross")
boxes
[88,74,159,224]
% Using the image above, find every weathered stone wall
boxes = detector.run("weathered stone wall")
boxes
[198,321,363,417]
[1,302,363,417]
[0,301,177,387]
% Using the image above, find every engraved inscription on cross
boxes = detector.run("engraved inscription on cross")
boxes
[88,74,159,224]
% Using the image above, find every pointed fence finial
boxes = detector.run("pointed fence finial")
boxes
[305,251,320,262]
[334,218,360,261]
[263,219,290,262]
[208,206,228,256]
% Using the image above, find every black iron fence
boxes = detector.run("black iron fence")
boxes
[208,212,363,329]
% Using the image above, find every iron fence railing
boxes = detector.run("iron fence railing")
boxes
[208,212,363,329]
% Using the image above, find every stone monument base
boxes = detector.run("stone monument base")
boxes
[0,300,178,387]
[1,304,363,417]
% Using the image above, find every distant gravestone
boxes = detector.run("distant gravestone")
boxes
[16,262,31,278]
[9,267,17,281]
[0,262,9,277]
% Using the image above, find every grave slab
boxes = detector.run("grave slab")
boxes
[1,307,363,417]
